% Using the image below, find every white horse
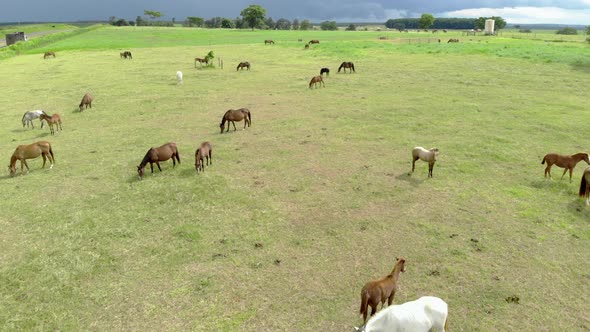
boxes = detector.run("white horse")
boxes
[176,71,183,84]
[412,147,439,178]
[22,110,46,129]
[355,296,448,332]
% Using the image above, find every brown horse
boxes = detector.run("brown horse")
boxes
[79,93,93,111]
[8,141,54,177]
[220,108,251,133]
[359,257,407,322]
[579,166,590,206]
[412,147,439,178]
[304,44,309,49]
[447,38,459,43]
[194,57,209,67]
[309,75,325,89]
[195,142,213,172]
[320,67,330,76]
[120,51,132,59]
[338,61,356,73]
[542,152,590,182]
[39,113,62,135]
[264,39,275,45]
[43,51,56,59]
[308,39,320,44]
[137,142,180,179]
[236,62,251,71]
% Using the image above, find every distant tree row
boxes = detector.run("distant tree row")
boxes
[385,16,506,30]
[184,16,313,30]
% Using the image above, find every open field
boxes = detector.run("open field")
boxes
[1,27,589,331]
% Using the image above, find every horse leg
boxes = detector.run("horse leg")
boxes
[544,165,551,178]
[429,162,434,178]
[412,157,419,172]
[156,162,162,172]
[370,303,377,317]
[569,168,573,182]
[41,153,47,168]
[232,121,237,131]
[387,290,396,306]
[23,160,30,173]
[150,163,154,174]
[560,168,568,180]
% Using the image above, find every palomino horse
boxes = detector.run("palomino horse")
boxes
[39,113,62,135]
[309,75,325,88]
[120,51,132,59]
[137,142,180,179]
[542,152,590,182]
[412,147,439,178]
[308,39,320,44]
[264,39,275,45]
[22,110,46,129]
[236,62,251,71]
[195,142,213,172]
[194,57,209,67]
[359,257,407,322]
[79,93,93,111]
[320,67,330,76]
[579,166,590,206]
[220,108,251,133]
[338,61,356,73]
[43,52,56,59]
[8,141,54,177]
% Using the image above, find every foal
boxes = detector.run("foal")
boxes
[9,141,54,177]
[579,166,590,206]
[309,75,325,88]
[39,113,63,135]
[542,152,590,182]
[360,257,406,322]
[412,147,439,178]
[195,142,213,172]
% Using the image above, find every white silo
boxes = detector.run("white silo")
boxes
[485,19,495,35]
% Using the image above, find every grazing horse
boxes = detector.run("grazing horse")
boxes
[39,113,63,135]
[308,39,320,44]
[22,110,46,129]
[8,141,54,177]
[120,51,132,59]
[79,93,94,111]
[338,61,356,73]
[220,108,251,133]
[137,142,180,179]
[579,166,590,206]
[447,38,459,43]
[43,52,56,59]
[320,67,330,76]
[355,296,448,332]
[194,57,209,67]
[412,147,439,178]
[195,142,213,172]
[309,75,325,89]
[264,39,275,45]
[360,257,407,322]
[304,44,309,49]
[542,152,590,182]
[236,62,251,71]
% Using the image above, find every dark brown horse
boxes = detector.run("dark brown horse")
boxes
[320,67,330,76]
[9,141,54,177]
[304,44,309,49]
[39,113,62,135]
[236,62,250,71]
[43,51,56,59]
[338,61,355,73]
[308,39,320,44]
[120,51,132,59]
[264,39,275,45]
[220,108,251,133]
[194,57,209,67]
[79,93,93,111]
[447,38,459,43]
[579,166,590,206]
[309,75,325,89]
[195,142,213,172]
[359,257,407,322]
[137,142,180,179]
[542,152,590,182]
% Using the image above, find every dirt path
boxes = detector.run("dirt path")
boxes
[0,29,75,48]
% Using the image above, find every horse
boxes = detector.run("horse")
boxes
[338,61,356,73]
[308,39,320,44]
[39,113,63,135]
[447,38,459,43]
[21,110,46,129]
[264,39,275,45]
[176,71,183,84]
[236,62,250,71]
[79,93,93,111]
[220,108,251,133]
[355,296,448,332]
[309,75,325,89]
[195,142,212,172]
[359,257,406,322]
[194,57,209,67]
[137,142,180,179]
[542,152,590,182]
[579,166,590,206]
[320,67,330,76]
[412,147,439,178]
[8,141,54,177]
[304,44,309,49]
[43,51,56,59]
[120,51,132,59]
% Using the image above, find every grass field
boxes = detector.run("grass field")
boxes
[1,26,589,331]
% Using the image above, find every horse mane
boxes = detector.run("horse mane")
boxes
[220,110,231,126]
[139,148,154,168]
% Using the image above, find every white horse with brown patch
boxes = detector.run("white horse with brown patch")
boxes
[412,147,439,178]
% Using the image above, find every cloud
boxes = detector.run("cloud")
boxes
[439,6,590,24]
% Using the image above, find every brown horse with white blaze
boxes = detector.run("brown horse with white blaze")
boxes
[220,108,251,133]
[9,141,55,177]
[542,152,590,182]
[195,142,212,172]
[359,257,407,322]
[579,166,590,206]
[137,142,180,179]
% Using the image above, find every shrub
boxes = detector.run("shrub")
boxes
[519,29,532,33]
[556,27,578,35]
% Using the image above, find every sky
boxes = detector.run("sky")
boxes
[2,0,590,25]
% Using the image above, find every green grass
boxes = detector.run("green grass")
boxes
[0,26,589,331]
[0,23,79,36]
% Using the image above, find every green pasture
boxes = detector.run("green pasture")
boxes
[0,23,79,36]
[0,26,589,331]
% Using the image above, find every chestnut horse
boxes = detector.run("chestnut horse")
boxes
[542,152,590,182]
[194,57,209,67]
[39,113,62,135]
[195,142,213,172]
[579,166,590,206]
[220,108,251,133]
[236,62,251,71]
[137,142,180,179]
[309,75,325,88]
[360,257,407,322]
[9,141,54,177]
[264,39,275,45]
[308,39,320,44]
[320,67,330,76]
[79,93,93,111]
[412,147,439,178]
[338,61,356,73]
[43,52,56,59]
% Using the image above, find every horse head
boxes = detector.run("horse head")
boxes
[8,165,16,177]
[137,165,144,179]
[396,257,407,273]
[219,122,225,133]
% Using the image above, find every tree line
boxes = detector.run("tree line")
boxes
[385,16,507,30]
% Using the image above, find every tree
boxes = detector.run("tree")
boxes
[586,25,590,35]
[345,24,356,31]
[275,18,291,30]
[418,13,435,29]
[292,18,300,30]
[136,15,147,26]
[556,27,578,35]
[144,10,163,20]
[240,4,267,30]
[221,18,234,29]
[300,20,311,30]
[114,19,129,26]
[234,17,244,29]
[320,21,337,31]
[393,23,405,31]
[185,17,204,27]
[205,17,223,28]
[128,20,136,26]
[264,17,275,29]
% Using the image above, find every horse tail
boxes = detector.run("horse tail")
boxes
[359,288,368,316]
[247,110,251,125]
[541,156,546,164]
[444,308,449,332]
[21,112,26,126]
[579,174,587,197]
[176,147,181,164]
